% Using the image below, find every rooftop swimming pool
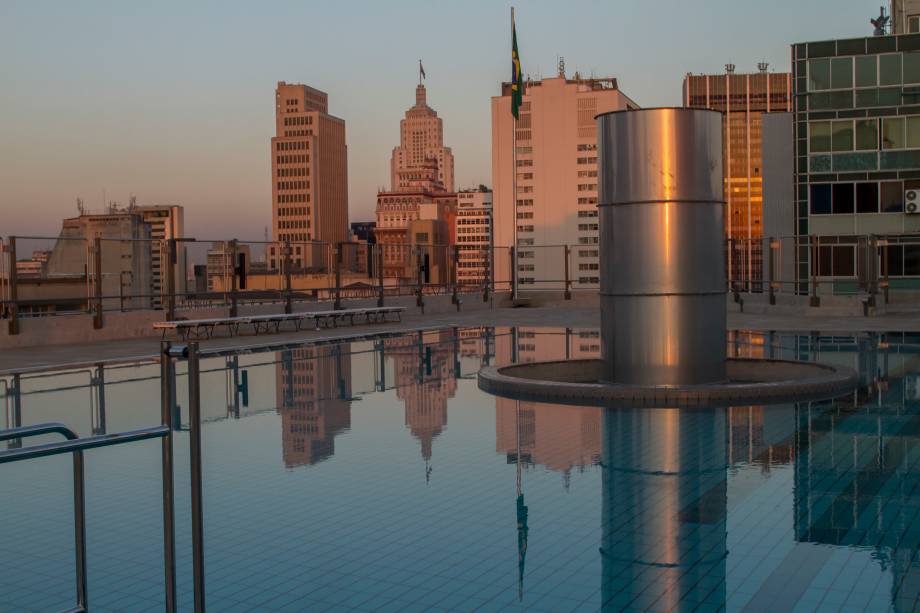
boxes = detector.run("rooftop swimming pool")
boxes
[3,327,920,612]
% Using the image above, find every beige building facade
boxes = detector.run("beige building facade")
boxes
[391,84,454,192]
[269,82,348,271]
[491,71,638,290]
[455,188,492,286]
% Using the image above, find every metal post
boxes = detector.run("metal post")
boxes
[868,235,879,305]
[229,239,238,318]
[810,235,820,307]
[166,239,177,321]
[93,237,103,329]
[187,342,206,613]
[8,373,21,449]
[451,245,460,308]
[376,339,386,392]
[334,242,342,310]
[71,441,88,611]
[283,241,293,314]
[768,237,776,305]
[563,245,572,300]
[882,239,890,304]
[483,246,491,303]
[377,245,385,307]
[93,364,107,435]
[7,236,19,335]
[509,246,516,300]
[415,246,424,309]
[159,342,177,613]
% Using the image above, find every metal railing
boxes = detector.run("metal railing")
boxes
[0,341,208,613]
[4,231,920,335]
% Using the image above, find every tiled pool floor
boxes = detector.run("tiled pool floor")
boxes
[2,327,920,611]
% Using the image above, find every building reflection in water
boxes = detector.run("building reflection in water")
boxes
[275,344,352,468]
[386,330,459,480]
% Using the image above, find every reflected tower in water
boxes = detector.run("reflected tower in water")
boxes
[276,345,352,468]
[601,407,728,610]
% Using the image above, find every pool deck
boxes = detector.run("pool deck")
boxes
[2,303,919,374]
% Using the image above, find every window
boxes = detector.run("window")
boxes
[855,119,878,150]
[832,183,854,214]
[880,54,902,86]
[881,181,904,212]
[906,52,920,84]
[908,116,920,148]
[883,117,905,149]
[831,57,853,89]
[856,182,878,213]
[808,58,831,91]
[810,184,832,214]
[855,55,877,87]
[906,245,920,275]
[831,120,853,151]
[810,122,831,152]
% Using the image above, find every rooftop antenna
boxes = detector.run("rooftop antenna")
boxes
[871,6,890,36]
[557,56,566,78]
[758,62,769,73]
[76,197,85,216]
[725,63,736,74]
[128,195,137,210]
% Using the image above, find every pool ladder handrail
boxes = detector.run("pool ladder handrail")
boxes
[0,341,206,613]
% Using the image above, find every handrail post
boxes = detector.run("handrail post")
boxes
[73,445,88,611]
[283,241,293,314]
[767,236,777,304]
[7,236,19,335]
[187,342,206,613]
[882,239,890,304]
[8,373,22,448]
[563,245,572,300]
[229,239,238,318]
[93,237,103,329]
[483,246,491,303]
[810,235,820,307]
[334,242,342,310]
[451,245,459,308]
[166,239,177,320]
[509,246,516,300]
[377,244,385,307]
[415,246,424,309]
[160,341,177,613]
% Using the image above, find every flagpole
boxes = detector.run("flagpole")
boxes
[511,6,519,302]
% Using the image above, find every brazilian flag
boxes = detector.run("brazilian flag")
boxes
[511,19,524,120]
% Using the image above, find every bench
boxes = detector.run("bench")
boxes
[153,306,405,340]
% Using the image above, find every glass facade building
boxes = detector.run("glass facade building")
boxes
[794,32,920,290]
[683,71,792,285]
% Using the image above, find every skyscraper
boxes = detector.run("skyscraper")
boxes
[683,68,792,284]
[491,67,638,290]
[390,83,454,192]
[375,80,457,281]
[268,82,348,271]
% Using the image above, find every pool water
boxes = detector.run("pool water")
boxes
[2,327,920,612]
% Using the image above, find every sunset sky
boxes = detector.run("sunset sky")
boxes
[1,0,872,239]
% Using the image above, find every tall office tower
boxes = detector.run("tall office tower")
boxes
[268,82,348,271]
[683,68,792,284]
[135,204,186,305]
[491,67,638,290]
[375,80,457,281]
[391,83,454,192]
[455,187,492,286]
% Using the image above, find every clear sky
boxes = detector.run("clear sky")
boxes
[0,0,875,239]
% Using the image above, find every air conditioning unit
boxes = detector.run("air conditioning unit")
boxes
[906,189,920,214]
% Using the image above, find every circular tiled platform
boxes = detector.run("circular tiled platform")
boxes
[477,358,858,408]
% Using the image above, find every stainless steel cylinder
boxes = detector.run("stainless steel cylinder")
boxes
[597,108,726,385]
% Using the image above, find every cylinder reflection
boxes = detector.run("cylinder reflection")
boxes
[601,407,728,611]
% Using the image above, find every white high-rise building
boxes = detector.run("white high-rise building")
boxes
[491,70,638,289]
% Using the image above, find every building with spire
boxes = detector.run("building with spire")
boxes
[375,72,458,282]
